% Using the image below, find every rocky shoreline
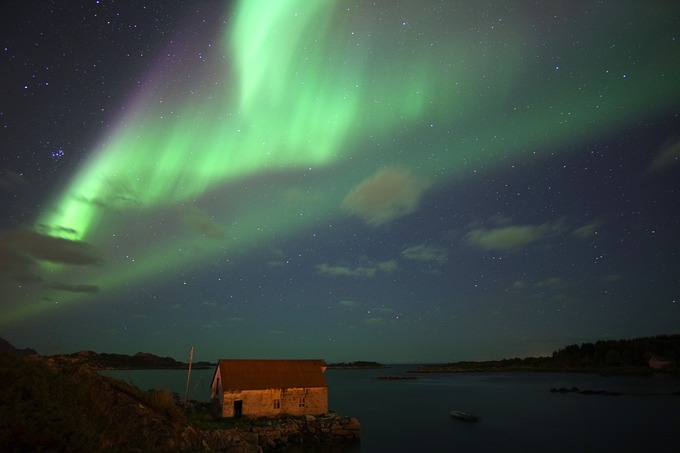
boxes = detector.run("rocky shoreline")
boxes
[0,353,359,452]
[193,413,360,452]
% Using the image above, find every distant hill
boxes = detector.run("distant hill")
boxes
[50,350,188,370]
[327,361,388,369]
[0,337,212,369]
[414,334,680,374]
[49,350,214,370]
[0,338,38,356]
[0,353,196,451]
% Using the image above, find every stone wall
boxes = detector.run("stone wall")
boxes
[197,413,360,452]
[220,387,328,418]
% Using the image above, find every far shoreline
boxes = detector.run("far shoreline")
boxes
[409,365,678,377]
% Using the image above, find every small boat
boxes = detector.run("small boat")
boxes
[450,410,478,422]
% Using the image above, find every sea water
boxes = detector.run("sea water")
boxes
[100,367,215,401]
[101,365,680,452]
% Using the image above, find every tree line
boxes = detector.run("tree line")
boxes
[550,334,680,368]
[415,334,680,373]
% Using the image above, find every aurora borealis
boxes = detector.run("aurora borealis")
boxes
[1,1,679,362]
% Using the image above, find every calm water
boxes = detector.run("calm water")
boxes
[102,366,680,452]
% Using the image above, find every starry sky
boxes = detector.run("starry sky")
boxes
[1,0,679,363]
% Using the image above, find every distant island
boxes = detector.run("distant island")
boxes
[0,338,213,370]
[49,350,215,370]
[327,361,388,369]
[0,337,38,356]
[4,334,679,374]
[413,334,680,375]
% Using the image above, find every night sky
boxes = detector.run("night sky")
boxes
[1,1,679,363]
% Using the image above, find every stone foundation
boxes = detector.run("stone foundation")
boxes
[197,413,360,452]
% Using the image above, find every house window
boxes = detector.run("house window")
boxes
[273,399,281,409]
[299,398,305,408]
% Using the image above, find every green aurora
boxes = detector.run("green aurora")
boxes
[5,0,679,324]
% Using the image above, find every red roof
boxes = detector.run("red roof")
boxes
[215,359,328,390]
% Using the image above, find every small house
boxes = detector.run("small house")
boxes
[648,356,675,370]
[210,359,328,418]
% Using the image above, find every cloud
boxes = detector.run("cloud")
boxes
[601,274,622,283]
[315,260,397,278]
[0,247,40,282]
[341,167,429,226]
[0,169,29,191]
[402,243,448,263]
[489,213,513,226]
[534,277,566,290]
[179,205,225,239]
[645,137,680,174]
[0,229,104,293]
[465,224,550,251]
[466,218,597,252]
[265,248,285,267]
[316,260,396,277]
[43,283,101,293]
[573,221,600,238]
[281,187,323,203]
[200,322,220,330]
[0,229,104,266]
[364,317,384,325]
[377,260,398,273]
[71,177,143,211]
[316,263,375,277]
[507,280,527,291]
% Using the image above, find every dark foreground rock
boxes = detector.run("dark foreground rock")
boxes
[202,414,360,451]
[0,337,38,356]
[0,353,359,452]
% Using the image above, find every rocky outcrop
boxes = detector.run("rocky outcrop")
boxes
[0,353,359,452]
[0,337,38,355]
[48,349,210,370]
[200,414,360,451]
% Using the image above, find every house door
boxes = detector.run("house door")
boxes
[233,400,243,418]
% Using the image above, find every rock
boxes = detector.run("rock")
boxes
[0,353,360,452]
[225,441,263,453]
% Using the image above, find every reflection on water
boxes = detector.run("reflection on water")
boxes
[100,368,215,401]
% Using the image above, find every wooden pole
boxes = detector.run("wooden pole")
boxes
[184,346,194,411]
